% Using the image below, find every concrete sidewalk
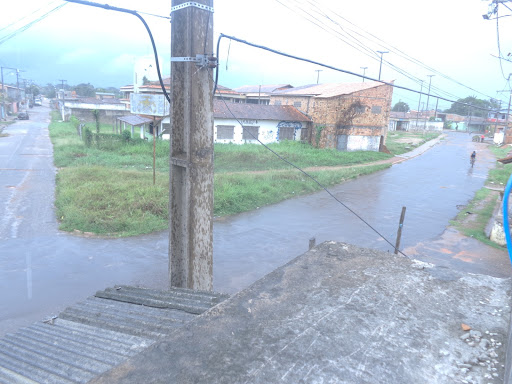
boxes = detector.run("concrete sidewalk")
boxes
[93,241,511,384]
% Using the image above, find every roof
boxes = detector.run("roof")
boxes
[273,81,390,98]
[0,285,228,384]
[117,115,154,126]
[213,100,311,122]
[234,84,293,94]
[93,241,511,384]
[67,97,123,104]
[215,85,242,96]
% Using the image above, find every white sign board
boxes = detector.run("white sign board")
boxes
[130,93,169,116]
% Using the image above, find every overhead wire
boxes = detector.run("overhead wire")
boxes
[0,3,67,46]
[0,0,61,34]
[277,0,502,103]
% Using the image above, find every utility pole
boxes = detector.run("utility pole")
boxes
[416,80,424,128]
[360,66,367,82]
[315,69,322,84]
[425,75,434,112]
[59,79,67,90]
[377,51,388,81]
[169,0,214,290]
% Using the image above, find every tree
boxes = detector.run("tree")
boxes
[392,101,409,112]
[72,83,95,97]
[444,96,499,118]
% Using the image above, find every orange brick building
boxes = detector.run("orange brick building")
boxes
[271,81,394,151]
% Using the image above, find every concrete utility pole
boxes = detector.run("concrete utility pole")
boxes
[377,51,388,81]
[169,0,214,290]
[315,69,322,84]
[360,66,367,82]
[425,75,434,112]
[416,80,424,128]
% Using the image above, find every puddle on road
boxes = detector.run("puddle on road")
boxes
[404,228,512,279]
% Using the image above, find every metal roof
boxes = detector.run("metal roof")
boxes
[273,81,390,98]
[117,115,153,126]
[0,285,228,384]
[213,100,311,122]
[234,84,292,94]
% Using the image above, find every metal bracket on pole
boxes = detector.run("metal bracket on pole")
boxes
[170,54,217,69]
[170,2,214,14]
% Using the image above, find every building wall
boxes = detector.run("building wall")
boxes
[271,84,393,151]
[213,118,306,144]
[63,102,130,123]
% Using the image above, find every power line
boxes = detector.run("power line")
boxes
[0,3,67,46]
[0,0,61,34]
[216,34,499,113]
[276,0,500,103]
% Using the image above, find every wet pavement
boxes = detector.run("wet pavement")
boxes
[0,109,509,338]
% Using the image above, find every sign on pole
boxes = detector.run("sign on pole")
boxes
[130,93,169,116]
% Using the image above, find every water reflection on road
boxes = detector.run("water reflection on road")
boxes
[0,120,507,337]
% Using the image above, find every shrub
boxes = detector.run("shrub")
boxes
[84,128,93,147]
[122,129,131,142]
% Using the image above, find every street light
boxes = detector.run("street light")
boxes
[360,66,368,82]
[377,51,388,81]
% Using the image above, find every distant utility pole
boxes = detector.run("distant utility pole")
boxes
[169,0,214,290]
[416,80,424,128]
[360,66,367,82]
[377,50,388,81]
[315,69,322,84]
[59,79,67,90]
[425,75,435,112]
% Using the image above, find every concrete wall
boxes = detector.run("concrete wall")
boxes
[213,118,305,144]
[408,120,443,131]
[63,102,130,124]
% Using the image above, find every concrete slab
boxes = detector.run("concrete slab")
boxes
[93,242,511,384]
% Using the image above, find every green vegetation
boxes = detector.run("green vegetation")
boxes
[49,113,436,236]
[215,164,390,216]
[450,188,502,249]
[385,131,441,155]
[214,141,391,173]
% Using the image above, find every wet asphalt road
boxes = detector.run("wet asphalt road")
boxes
[0,108,503,337]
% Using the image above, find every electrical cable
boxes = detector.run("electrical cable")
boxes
[0,0,61,34]
[214,37,408,256]
[216,33,500,114]
[0,3,67,46]
[63,0,170,103]
[277,0,500,103]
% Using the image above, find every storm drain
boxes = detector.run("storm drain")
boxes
[0,285,228,384]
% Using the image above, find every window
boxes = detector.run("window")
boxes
[274,100,282,106]
[216,125,235,140]
[279,127,295,140]
[355,106,366,114]
[242,126,259,140]
[293,101,302,108]
[371,106,382,114]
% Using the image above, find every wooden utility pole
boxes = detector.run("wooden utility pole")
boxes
[169,0,214,290]
[394,207,406,255]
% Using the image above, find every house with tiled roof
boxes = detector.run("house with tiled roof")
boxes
[271,81,394,152]
[213,100,312,144]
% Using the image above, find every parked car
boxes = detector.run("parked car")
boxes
[17,111,29,120]
[34,99,42,106]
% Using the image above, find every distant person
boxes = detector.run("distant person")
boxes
[481,134,485,143]
[470,151,476,166]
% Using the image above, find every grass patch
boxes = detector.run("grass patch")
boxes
[48,113,398,236]
[55,167,169,236]
[214,164,391,216]
[385,131,441,155]
[450,188,502,249]
[214,140,392,173]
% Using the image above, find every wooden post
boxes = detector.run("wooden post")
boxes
[309,237,316,250]
[394,206,406,254]
[169,0,214,290]
[153,116,156,186]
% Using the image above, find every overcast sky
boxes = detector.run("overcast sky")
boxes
[1,0,511,110]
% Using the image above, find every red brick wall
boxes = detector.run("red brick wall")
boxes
[271,83,393,149]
